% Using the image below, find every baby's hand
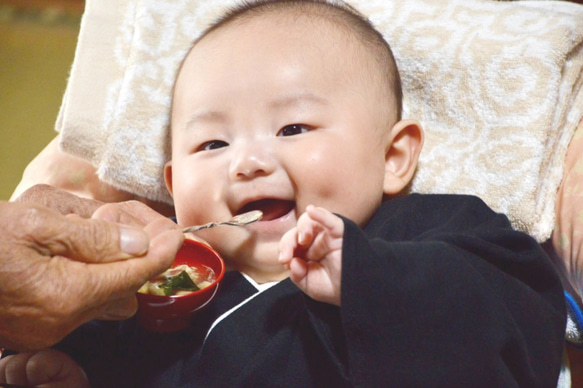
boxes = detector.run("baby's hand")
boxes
[0,349,89,388]
[279,205,344,306]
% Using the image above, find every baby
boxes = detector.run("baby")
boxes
[0,0,566,386]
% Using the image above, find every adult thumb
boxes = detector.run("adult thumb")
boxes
[37,215,150,263]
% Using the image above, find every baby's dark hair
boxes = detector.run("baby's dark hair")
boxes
[197,0,403,120]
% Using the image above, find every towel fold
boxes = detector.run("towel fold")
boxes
[57,0,583,241]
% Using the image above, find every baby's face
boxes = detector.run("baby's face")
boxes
[167,15,396,282]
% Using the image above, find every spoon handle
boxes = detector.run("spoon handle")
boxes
[182,222,218,233]
[181,210,263,234]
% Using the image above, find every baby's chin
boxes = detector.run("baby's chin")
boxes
[244,267,290,284]
[204,231,288,283]
[225,251,289,284]
[216,237,288,283]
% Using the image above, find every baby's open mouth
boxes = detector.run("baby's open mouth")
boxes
[238,199,295,221]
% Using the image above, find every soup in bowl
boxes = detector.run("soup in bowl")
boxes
[136,239,225,332]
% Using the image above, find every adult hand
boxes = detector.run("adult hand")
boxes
[0,201,183,352]
[0,349,89,388]
[11,136,175,217]
[14,183,175,227]
[12,183,103,218]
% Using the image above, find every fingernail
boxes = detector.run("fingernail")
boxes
[298,233,306,245]
[120,227,149,255]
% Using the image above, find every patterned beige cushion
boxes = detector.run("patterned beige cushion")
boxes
[56,0,583,241]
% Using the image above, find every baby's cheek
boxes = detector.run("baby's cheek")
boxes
[173,182,215,225]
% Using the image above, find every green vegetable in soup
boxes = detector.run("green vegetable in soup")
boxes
[138,264,216,296]
[161,270,200,296]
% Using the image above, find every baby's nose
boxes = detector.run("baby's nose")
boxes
[229,142,276,179]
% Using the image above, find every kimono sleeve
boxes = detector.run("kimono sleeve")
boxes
[339,195,566,387]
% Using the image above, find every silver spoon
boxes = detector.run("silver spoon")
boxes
[182,210,263,233]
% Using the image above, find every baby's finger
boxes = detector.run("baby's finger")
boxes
[289,257,309,284]
[295,208,321,247]
[278,227,299,265]
[305,205,344,237]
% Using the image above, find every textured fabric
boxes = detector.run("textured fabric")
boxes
[54,194,566,387]
[56,0,583,242]
[366,0,583,243]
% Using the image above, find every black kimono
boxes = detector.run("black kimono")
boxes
[54,194,566,387]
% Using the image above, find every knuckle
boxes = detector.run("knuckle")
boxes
[83,220,116,255]
[10,205,56,248]
[93,203,122,222]
[101,201,146,226]
[45,218,116,260]
[119,200,146,215]
[12,184,53,204]
[124,199,144,208]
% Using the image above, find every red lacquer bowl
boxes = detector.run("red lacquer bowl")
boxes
[136,239,225,332]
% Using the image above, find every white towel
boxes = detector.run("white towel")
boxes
[57,0,583,242]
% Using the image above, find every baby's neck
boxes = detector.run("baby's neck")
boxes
[237,267,289,285]
[240,272,281,291]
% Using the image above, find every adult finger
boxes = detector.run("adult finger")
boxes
[13,184,103,217]
[1,353,34,386]
[76,218,183,321]
[30,212,151,263]
[122,221,185,289]
[26,350,90,388]
[92,202,148,228]
[96,295,138,321]
[93,200,173,227]
[89,224,184,319]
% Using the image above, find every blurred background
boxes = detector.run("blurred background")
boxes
[0,0,84,200]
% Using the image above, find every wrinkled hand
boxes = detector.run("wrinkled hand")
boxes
[279,205,344,306]
[0,349,89,388]
[13,183,176,219]
[0,201,183,351]
[12,184,103,218]
[92,199,176,228]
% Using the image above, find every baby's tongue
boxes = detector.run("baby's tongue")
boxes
[240,199,294,221]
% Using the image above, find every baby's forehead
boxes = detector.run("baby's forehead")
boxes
[199,7,363,49]
[188,7,388,80]
[176,3,400,122]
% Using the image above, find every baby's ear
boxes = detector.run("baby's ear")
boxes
[164,161,174,196]
[383,119,424,195]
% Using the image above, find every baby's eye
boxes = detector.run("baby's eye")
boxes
[278,124,310,137]
[198,140,228,152]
